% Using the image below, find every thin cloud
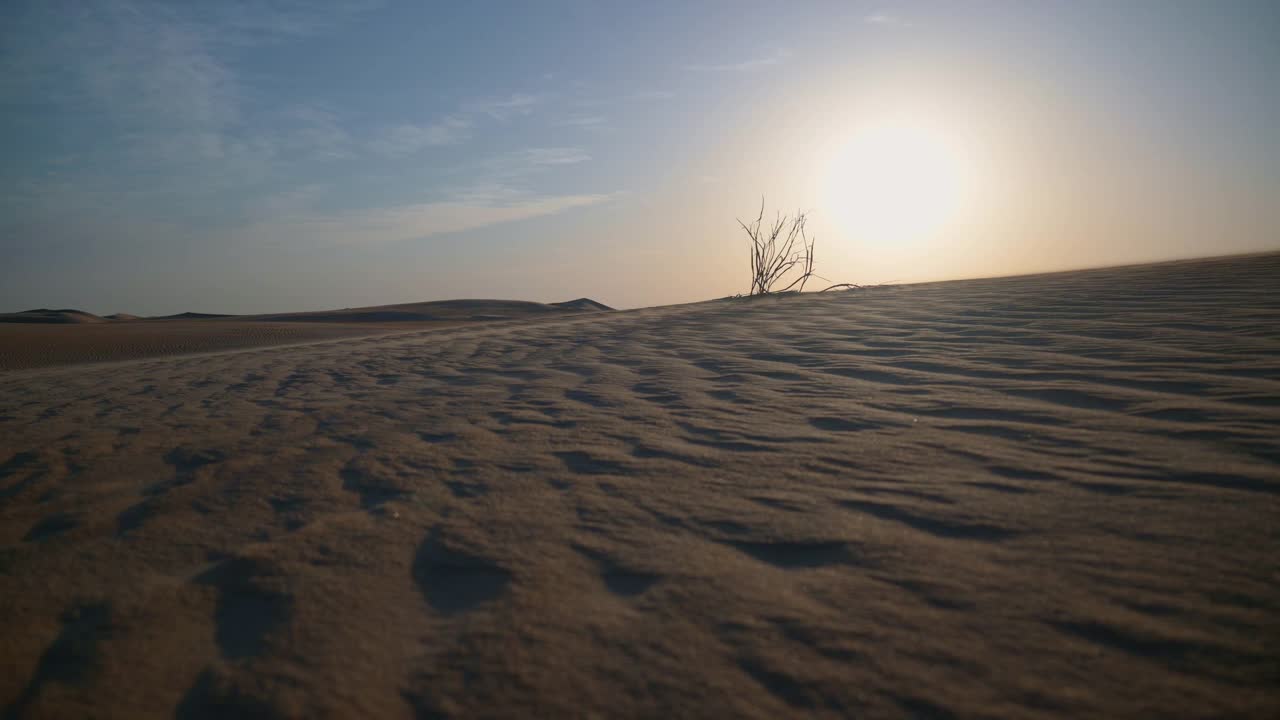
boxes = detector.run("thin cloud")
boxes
[368,117,472,157]
[864,12,911,27]
[625,90,675,102]
[280,105,354,160]
[242,191,611,246]
[555,115,607,128]
[572,90,673,109]
[473,147,592,182]
[76,3,240,129]
[8,2,380,128]
[370,93,550,156]
[687,49,790,72]
[3,3,598,256]
[519,148,591,165]
[198,1,384,46]
[4,2,241,175]
[464,93,541,120]
[1,1,380,172]
[252,183,331,217]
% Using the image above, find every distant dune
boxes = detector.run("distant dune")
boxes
[251,298,613,323]
[0,298,612,370]
[0,308,107,324]
[151,311,236,320]
[1,298,612,326]
[551,297,614,312]
[1,255,1276,717]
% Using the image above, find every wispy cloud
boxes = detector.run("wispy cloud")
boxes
[687,49,790,72]
[625,90,675,102]
[518,148,592,166]
[555,115,607,128]
[196,1,384,46]
[1,1,385,173]
[279,105,354,160]
[368,116,472,157]
[470,147,592,184]
[3,2,605,256]
[251,182,331,217]
[571,90,673,109]
[464,93,541,120]
[241,191,610,246]
[864,12,911,27]
[369,91,560,157]
[77,3,239,130]
[241,140,602,245]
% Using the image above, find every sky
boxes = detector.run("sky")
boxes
[2,1,1278,314]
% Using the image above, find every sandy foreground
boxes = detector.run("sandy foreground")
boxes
[0,321,413,372]
[1,254,1278,718]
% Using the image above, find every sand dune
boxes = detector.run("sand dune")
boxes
[0,321,414,372]
[0,298,612,371]
[2,298,611,327]
[551,298,614,312]
[152,312,236,320]
[0,309,108,324]
[251,298,612,323]
[1,254,1277,718]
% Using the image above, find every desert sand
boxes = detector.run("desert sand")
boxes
[1,253,1278,718]
[0,299,609,371]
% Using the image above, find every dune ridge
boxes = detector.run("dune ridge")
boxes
[1,254,1277,718]
[0,298,613,371]
[251,298,613,323]
[0,308,108,324]
[2,297,612,326]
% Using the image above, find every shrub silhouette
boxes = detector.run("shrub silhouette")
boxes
[739,199,860,296]
[739,200,815,296]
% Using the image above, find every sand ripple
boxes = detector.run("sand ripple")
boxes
[2,254,1278,717]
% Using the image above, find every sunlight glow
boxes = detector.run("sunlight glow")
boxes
[824,118,977,246]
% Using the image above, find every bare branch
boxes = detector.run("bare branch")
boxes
[737,198,849,297]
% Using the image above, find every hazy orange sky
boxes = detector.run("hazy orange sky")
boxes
[3,1,1278,313]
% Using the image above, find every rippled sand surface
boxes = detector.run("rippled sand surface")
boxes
[0,321,412,371]
[2,254,1278,718]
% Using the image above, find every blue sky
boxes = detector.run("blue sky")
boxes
[3,1,1278,314]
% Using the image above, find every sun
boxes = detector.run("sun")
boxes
[824,118,976,246]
